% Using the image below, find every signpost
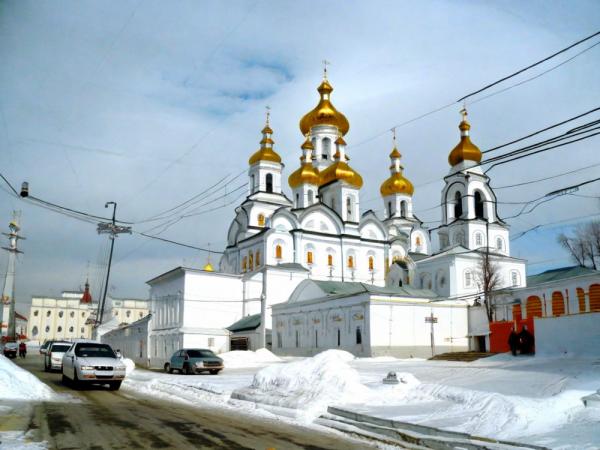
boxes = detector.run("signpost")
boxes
[425,313,438,357]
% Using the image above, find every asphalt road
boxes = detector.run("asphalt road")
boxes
[12,354,383,450]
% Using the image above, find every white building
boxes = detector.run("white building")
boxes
[145,73,530,361]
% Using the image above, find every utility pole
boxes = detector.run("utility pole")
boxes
[96,202,131,326]
[1,212,24,341]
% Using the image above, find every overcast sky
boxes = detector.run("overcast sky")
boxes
[1,0,599,312]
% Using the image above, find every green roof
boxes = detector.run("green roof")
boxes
[311,280,438,299]
[527,266,599,287]
[227,314,261,332]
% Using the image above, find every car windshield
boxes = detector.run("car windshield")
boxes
[6,343,17,349]
[75,344,116,358]
[186,350,215,358]
[51,344,71,353]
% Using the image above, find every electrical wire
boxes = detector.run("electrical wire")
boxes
[492,162,600,190]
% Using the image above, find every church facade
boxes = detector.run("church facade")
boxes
[145,72,526,362]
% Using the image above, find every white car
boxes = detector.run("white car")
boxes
[44,342,72,371]
[62,342,126,390]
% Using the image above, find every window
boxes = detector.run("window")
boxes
[208,337,215,347]
[368,256,374,271]
[322,137,331,157]
[315,330,318,348]
[308,190,314,205]
[69,326,74,333]
[126,310,131,318]
[511,271,519,287]
[46,311,51,317]
[255,250,261,267]
[70,311,75,318]
[496,237,504,251]
[265,173,273,193]
[347,255,354,269]
[465,270,472,287]
[327,254,333,266]
[387,201,392,218]
[32,326,38,336]
[416,236,422,246]
[45,326,50,333]
[258,214,265,227]
[356,327,362,345]
[306,251,314,265]
[552,291,565,316]
[242,256,248,272]
[346,197,352,220]
[295,193,299,206]
[400,201,407,218]
[337,329,341,347]
[139,312,143,317]
[249,252,254,271]
[57,326,62,333]
[454,191,463,218]
[475,233,483,246]
[251,174,255,191]
[577,287,586,313]
[59,311,63,318]
[474,191,485,219]
[275,245,282,260]
[82,312,85,317]
[295,330,299,348]
[33,310,39,317]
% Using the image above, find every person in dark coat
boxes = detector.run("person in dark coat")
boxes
[508,326,519,356]
[18,342,27,358]
[518,325,534,355]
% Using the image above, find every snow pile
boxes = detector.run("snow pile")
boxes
[234,350,370,421]
[122,358,135,375]
[0,355,56,401]
[220,348,282,368]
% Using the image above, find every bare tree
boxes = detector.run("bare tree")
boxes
[475,251,502,322]
[557,220,600,270]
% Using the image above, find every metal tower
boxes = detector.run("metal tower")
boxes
[1,211,24,341]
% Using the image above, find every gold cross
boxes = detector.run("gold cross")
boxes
[265,105,270,125]
[322,59,331,79]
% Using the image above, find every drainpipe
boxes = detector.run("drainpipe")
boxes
[259,266,267,349]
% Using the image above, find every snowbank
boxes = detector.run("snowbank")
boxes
[220,348,282,368]
[233,350,369,421]
[0,355,56,401]
[122,358,135,375]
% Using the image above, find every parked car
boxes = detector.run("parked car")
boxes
[44,342,72,371]
[40,340,56,355]
[2,342,18,358]
[164,348,224,375]
[62,342,126,390]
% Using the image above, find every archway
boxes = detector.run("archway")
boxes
[474,191,485,219]
[526,295,543,318]
[552,291,565,316]
[454,191,462,219]
[576,287,586,313]
[590,284,600,312]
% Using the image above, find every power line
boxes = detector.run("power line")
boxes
[511,211,600,242]
[492,161,600,190]
[133,231,223,253]
[457,30,600,102]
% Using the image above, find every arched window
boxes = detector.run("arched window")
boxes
[265,173,273,193]
[249,253,254,271]
[346,197,353,220]
[45,326,50,333]
[70,311,74,318]
[80,327,85,333]
[242,256,248,272]
[295,193,299,207]
[387,201,392,218]
[552,291,565,316]
[415,236,422,247]
[356,327,362,345]
[31,326,38,336]
[526,295,543,318]
[327,254,333,266]
[475,232,483,247]
[511,271,519,287]
[368,256,374,271]
[400,201,407,218]
[322,137,331,159]
[454,191,463,219]
[308,190,314,205]
[295,330,299,348]
[33,310,39,317]
[577,287,586,313]
[57,326,62,333]
[315,330,318,348]
[258,214,265,227]
[464,270,472,287]
[474,191,485,219]
[496,237,504,251]
[69,326,74,333]
[251,174,255,192]
[306,251,314,265]
[46,311,51,317]
[275,245,282,260]
[255,250,261,267]
[347,255,354,269]
[512,303,522,321]
[589,284,600,312]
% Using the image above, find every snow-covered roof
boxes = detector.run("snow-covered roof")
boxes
[227,313,261,332]
[526,266,599,287]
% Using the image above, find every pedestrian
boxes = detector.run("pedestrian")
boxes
[18,341,27,358]
[115,349,122,359]
[518,325,534,355]
[508,326,519,356]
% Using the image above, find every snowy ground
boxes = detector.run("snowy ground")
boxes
[122,350,600,450]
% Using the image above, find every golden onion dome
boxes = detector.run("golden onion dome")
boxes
[248,118,282,165]
[319,160,363,188]
[380,172,414,196]
[202,262,214,272]
[389,147,401,159]
[448,109,482,167]
[301,137,314,150]
[288,158,321,188]
[299,79,350,136]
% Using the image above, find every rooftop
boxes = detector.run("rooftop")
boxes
[311,280,438,299]
[227,313,261,332]
[527,266,599,287]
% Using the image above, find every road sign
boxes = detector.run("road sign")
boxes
[425,316,438,323]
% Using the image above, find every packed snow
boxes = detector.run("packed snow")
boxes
[0,355,57,401]
[122,358,135,375]
[122,350,600,449]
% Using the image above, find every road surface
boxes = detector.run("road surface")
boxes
[11,354,386,450]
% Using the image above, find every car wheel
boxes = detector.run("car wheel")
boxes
[72,369,80,389]
[44,361,49,372]
[209,370,221,375]
[164,363,172,374]
[108,381,122,391]
[62,374,69,385]
[184,364,193,375]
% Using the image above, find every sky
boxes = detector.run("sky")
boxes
[0,0,599,312]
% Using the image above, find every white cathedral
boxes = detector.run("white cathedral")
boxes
[143,74,526,365]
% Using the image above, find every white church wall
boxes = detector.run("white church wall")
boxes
[534,312,600,356]
[101,316,151,367]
